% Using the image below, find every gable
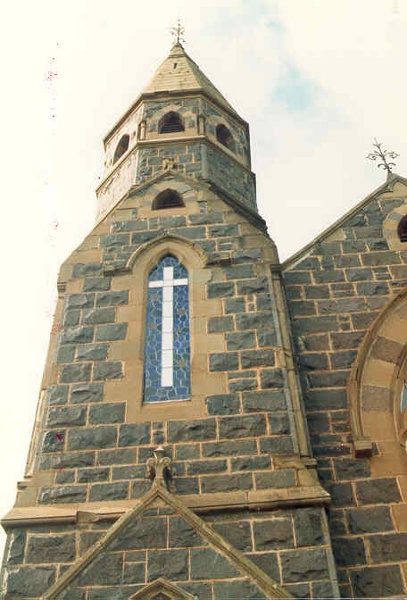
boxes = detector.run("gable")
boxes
[44,486,292,599]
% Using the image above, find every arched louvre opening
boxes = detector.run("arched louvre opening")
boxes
[216,123,234,151]
[397,215,407,242]
[143,255,191,402]
[113,134,130,163]
[159,111,184,134]
[152,189,184,210]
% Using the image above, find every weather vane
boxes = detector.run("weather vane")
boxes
[170,19,185,45]
[366,138,399,176]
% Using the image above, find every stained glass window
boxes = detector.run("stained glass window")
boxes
[143,255,191,402]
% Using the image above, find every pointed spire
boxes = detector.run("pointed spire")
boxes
[141,37,239,117]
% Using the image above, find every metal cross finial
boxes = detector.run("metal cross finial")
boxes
[367,139,399,176]
[170,19,185,45]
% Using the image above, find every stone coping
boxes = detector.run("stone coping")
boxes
[2,486,330,528]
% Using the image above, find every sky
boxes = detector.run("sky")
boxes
[1,0,406,558]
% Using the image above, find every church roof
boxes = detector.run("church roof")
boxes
[142,42,239,116]
[104,42,242,143]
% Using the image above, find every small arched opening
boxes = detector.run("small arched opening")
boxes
[113,134,130,164]
[397,215,407,242]
[159,112,184,134]
[152,189,184,210]
[216,124,234,151]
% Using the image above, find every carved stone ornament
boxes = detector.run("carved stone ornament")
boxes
[146,445,175,492]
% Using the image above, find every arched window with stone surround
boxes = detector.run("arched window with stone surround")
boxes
[216,123,234,151]
[143,254,191,403]
[159,111,184,134]
[113,134,130,164]
[397,215,407,242]
[152,189,184,210]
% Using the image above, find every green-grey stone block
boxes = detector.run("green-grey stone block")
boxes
[63,309,80,327]
[259,436,294,454]
[208,224,239,238]
[47,385,69,405]
[232,249,261,264]
[211,521,252,552]
[347,506,394,534]
[68,426,117,450]
[213,580,267,600]
[56,345,76,364]
[83,308,116,324]
[72,263,103,278]
[168,418,216,442]
[148,549,188,581]
[236,312,272,330]
[38,485,87,504]
[231,455,271,471]
[42,430,64,453]
[205,394,240,415]
[176,444,200,460]
[4,566,56,597]
[61,326,94,345]
[241,349,275,368]
[242,390,287,412]
[112,465,145,480]
[281,547,331,583]
[96,291,129,307]
[89,403,126,424]
[100,233,129,247]
[225,297,245,313]
[65,293,95,309]
[332,536,367,567]
[55,470,75,484]
[26,534,76,564]
[187,459,227,475]
[260,368,285,388]
[208,316,234,333]
[350,565,404,598]
[169,517,203,548]
[112,516,167,551]
[202,439,257,457]
[219,414,266,439]
[226,331,255,350]
[7,531,26,565]
[95,323,127,341]
[228,378,257,392]
[209,352,239,371]
[38,451,95,470]
[207,282,235,298]
[47,405,87,428]
[123,561,145,584]
[190,547,239,579]
[268,413,290,434]
[237,278,269,295]
[201,472,253,493]
[83,277,111,291]
[356,478,402,505]
[76,553,123,586]
[76,343,109,361]
[255,469,296,489]
[118,423,151,446]
[71,383,104,403]
[60,363,91,383]
[89,481,129,501]
[94,361,123,380]
[294,508,325,546]
[98,448,136,466]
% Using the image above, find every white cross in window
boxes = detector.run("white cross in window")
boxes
[148,266,188,387]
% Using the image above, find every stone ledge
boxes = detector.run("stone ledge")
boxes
[2,485,330,528]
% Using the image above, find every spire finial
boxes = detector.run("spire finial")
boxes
[367,138,399,177]
[170,19,185,46]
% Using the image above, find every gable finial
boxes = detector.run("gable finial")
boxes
[367,138,399,177]
[170,18,185,46]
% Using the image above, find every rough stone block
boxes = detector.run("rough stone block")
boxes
[255,469,296,488]
[369,532,407,562]
[268,413,290,434]
[83,308,116,324]
[241,349,275,368]
[169,517,204,548]
[89,403,126,424]
[334,458,371,480]
[202,439,257,457]
[56,345,76,364]
[237,278,269,295]
[205,393,240,415]
[47,405,87,428]
[83,277,111,292]
[76,343,109,361]
[118,423,151,446]
[208,316,234,333]
[347,506,394,534]
[187,459,227,475]
[94,361,123,380]
[4,566,56,597]
[231,455,271,471]
[168,418,216,442]
[207,282,235,298]
[6,531,26,565]
[61,326,94,345]
[332,536,366,567]
[89,481,129,501]
[65,293,95,309]
[96,291,129,307]
[236,312,272,331]
[350,565,404,598]
[190,547,239,579]
[76,553,123,586]
[209,352,239,371]
[242,390,287,412]
[26,534,76,564]
[226,331,256,351]
[148,549,188,581]
[201,472,253,493]
[356,478,402,504]
[68,426,117,450]
[253,518,294,550]
[71,383,104,403]
[38,485,87,504]
[96,323,127,341]
[60,363,91,383]
[225,297,245,313]
[326,482,356,507]
[77,467,110,483]
[219,414,266,438]
[47,385,69,405]
[294,508,325,547]
[280,548,330,584]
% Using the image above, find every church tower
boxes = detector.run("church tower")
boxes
[1,40,339,599]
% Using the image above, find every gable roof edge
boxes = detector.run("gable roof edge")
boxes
[282,174,407,271]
